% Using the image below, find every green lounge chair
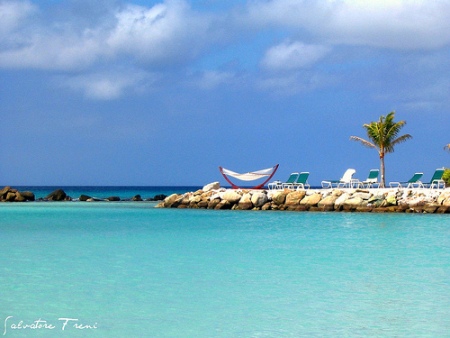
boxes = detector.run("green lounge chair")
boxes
[293,172,310,190]
[415,168,445,189]
[268,172,299,190]
[357,169,380,188]
[321,168,356,188]
[389,172,423,188]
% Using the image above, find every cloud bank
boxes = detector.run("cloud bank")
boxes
[1,0,449,99]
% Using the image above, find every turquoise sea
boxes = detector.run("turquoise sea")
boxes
[1,187,450,337]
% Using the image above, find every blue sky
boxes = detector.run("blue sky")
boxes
[1,0,449,187]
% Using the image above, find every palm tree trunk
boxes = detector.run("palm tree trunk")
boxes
[380,154,385,188]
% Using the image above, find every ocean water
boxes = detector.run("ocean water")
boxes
[1,187,450,337]
[12,186,202,200]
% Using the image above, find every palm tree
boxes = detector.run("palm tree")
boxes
[350,111,412,188]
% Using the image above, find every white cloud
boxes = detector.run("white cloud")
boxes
[196,70,235,89]
[0,0,36,36]
[61,70,156,100]
[0,29,105,70]
[261,41,330,71]
[246,0,450,50]
[107,1,209,63]
[0,0,213,70]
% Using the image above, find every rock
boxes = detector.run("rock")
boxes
[261,202,272,210]
[46,189,67,201]
[385,193,397,206]
[236,193,252,210]
[14,192,26,202]
[334,193,350,209]
[189,195,202,204]
[251,192,268,208]
[438,192,450,206]
[343,196,365,211]
[368,194,385,207]
[203,182,220,192]
[352,192,371,200]
[20,191,35,201]
[300,193,322,207]
[132,195,142,201]
[215,200,232,210]
[208,199,221,209]
[5,192,16,202]
[79,194,91,201]
[271,190,288,205]
[197,200,209,208]
[222,190,242,204]
[0,186,11,198]
[285,190,306,205]
[318,194,340,208]
[423,204,439,213]
[107,196,121,201]
[163,194,181,208]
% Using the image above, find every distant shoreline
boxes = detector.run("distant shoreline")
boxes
[2,185,450,214]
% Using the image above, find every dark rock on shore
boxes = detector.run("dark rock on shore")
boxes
[0,186,35,202]
[107,196,121,201]
[46,189,70,201]
[146,194,167,201]
[79,194,91,202]
[132,194,143,201]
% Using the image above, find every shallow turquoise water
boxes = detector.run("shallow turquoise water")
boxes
[1,202,449,337]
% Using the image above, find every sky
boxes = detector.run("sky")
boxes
[1,0,449,187]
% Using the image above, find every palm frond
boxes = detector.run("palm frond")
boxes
[350,136,376,149]
[386,134,412,153]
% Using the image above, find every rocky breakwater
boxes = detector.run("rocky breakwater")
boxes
[0,186,35,202]
[156,182,450,214]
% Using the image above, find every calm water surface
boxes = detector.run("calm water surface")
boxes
[1,201,449,337]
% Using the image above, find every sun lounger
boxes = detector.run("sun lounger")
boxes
[413,168,445,189]
[293,172,310,190]
[353,169,380,188]
[389,172,423,188]
[268,172,299,190]
[321,169,356,188]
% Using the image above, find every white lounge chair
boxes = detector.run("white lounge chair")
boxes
[321,169,356,188]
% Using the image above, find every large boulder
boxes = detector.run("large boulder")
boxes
[368,194,385,207]
[237,193,253,210]
[163,194,181,208]
[300,193,322,207]
[79,194,91,202]
[20,191,35,201]
[251,192,268,208]
[107,196,121,201]
[222,190,242,204]
[285,190,306,205]
[0,186,11,199]
[271,190,288,205]
[203,182,220,192]
[46,189,67,201]
[14,192,26,202]
[318,194,340,210]
[343,196,365,211]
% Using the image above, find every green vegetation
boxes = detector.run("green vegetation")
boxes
[350,111,412,188]
[443,169,450,187]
